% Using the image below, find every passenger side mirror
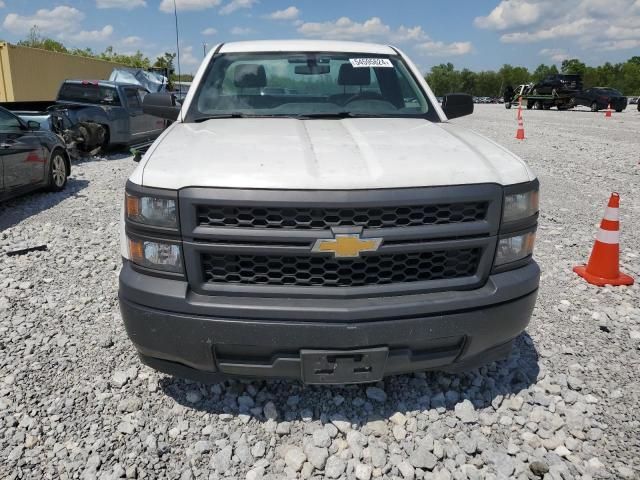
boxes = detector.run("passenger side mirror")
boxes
[143,93,180,121]
[27,120,40,130]
[442,93,474,119]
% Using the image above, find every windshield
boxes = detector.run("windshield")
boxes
[58,83,121,106]
[186,52,436,121]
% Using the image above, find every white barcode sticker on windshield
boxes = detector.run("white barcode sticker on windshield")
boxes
[349,58,393,68]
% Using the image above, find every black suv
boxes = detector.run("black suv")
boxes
[532,74,582,95]
[573,87,628,112]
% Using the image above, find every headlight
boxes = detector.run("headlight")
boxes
[503,189,539,223]
[126,193,177,228]
[494,231,536,266]
[128,237,183,273]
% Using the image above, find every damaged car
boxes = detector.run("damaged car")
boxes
[9,104,107,159]
[0,106,70,201]
[2,78,168,159]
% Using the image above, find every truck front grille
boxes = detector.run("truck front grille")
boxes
[201,248,481,287]
[196,202,488,230]
[180,186,501,297]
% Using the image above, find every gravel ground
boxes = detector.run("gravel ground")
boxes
[1,105,639,480]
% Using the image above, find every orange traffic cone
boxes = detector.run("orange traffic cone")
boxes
[573,193,634,286]
[605,104,612,118]
[515,97,525,139]
[515,117,525,140]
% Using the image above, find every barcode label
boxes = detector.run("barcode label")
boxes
[349,58,393,68]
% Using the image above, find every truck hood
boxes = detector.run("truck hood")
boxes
[138,118,535,189]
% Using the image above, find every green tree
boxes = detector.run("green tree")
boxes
[172,73,195,82]
[619,61,640,94]
[425,63,463,96]
[561,59,587,75]
[475,70,502,96]
[154,52,177,72]
[531,64,559,83]
[70,47,96,58]
[498,64,530,89]
[459,68,477,95]
[99,46,151,68]
[17,26,67,53]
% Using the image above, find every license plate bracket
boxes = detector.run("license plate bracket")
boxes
[300,347,389,384]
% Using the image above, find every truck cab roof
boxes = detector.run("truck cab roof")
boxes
[218,40,397,55]
[62,79,142,88]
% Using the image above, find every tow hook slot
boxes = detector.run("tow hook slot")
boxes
[301,347,388,384]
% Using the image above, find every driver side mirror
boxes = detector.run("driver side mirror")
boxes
[27,120,41,130]
[442,93,474,119]
[143,93,180,121]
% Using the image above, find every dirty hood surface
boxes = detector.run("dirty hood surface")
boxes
[140,118,535,189]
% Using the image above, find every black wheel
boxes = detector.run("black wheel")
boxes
[48,149,68,191]
[505,102,512,109]
[637,102,640,112]
[543,104,551,110]
[615,108,623,113]
[526,102,533,110]
[99,125,110,152]
[590,102,599,112]
[534,100,543,110]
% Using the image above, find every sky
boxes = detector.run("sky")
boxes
[0,0,639,74]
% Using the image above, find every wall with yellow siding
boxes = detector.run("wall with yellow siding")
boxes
[0,43,124,101]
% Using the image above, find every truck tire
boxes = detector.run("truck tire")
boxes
[505,102,512,109]
[534,100,543,110]
[637,102,640,112]
[74,122,106,153]
[47,149,68,192]
[543,104,551,110]
[591,102,599,112]
[526,102,533,110]
[100,125,111,152]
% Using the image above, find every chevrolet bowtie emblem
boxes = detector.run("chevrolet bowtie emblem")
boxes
[312,234,383,258]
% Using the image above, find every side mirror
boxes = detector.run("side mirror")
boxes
[130,147,143,163]
[143,93,180,121]
[27,120,41,130]
[442,93,474,119]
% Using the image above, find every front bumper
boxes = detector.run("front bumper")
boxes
[119,260,539,383]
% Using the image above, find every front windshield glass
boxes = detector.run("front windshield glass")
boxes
[186,52,437,121]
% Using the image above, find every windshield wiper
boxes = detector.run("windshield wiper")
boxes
[194,112,425,121]
[294,112,417,119]
[294,112,359,119]
[193,113,250,122]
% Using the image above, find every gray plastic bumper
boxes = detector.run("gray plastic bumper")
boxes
[118,260,539,383]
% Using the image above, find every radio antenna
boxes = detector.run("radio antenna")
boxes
[173,0,182,120]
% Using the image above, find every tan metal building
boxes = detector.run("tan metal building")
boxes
[0,43,124,102]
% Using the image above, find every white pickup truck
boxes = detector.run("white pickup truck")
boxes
[118,40,539,384]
